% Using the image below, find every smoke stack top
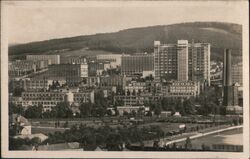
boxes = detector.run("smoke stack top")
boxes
[223,49,232,86]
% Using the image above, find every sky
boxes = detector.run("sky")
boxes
[4,1,248,44]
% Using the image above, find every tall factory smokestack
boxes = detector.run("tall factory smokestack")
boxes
[223,49,233,107]
[223,49,232,86]
[223,49,243,114]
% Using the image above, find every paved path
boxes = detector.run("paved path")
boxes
[164,125,243,146]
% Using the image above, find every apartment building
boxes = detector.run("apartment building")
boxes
[232,62,243,86]
[26,55,60,65]
[121,53,154,76]
[21,90,94,111]
[96,54,123,68]
[168,81,200,97]
[46,64,88,84]
[154,40,210,85]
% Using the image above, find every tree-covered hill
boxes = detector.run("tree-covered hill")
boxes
[9,22,242,61]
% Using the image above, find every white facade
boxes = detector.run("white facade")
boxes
[96,54,123,68]
[80,63,88,77]
[169,81,200,97]
[177,40,189,81]
[20,90,95,111]
[26,55,60,65]
[20,126,32,135]
[142,70,155,78]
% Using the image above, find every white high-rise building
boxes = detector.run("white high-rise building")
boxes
[154,40,210,85]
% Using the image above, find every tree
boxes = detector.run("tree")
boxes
[106,109,113,116]
[130,110,137,117]
[138,89,142,95]
[80,103,92,117]
[172,143,177,150]
[126,90,130,96]
[154,105,162,116]
[185,137,192,150]
[123,111,129,116]
[96,107,105,117]
[9,103,24,116]
[81,130,97,150]
[106,133,123,151]
[51,102,73,118]
[42,110,53,118]
[132,90,136,96]
[145,74,154,81]
[94,90,108,107]
[95,133,105,146]
[12,87,25,97]
[63,121,69,128]
[183,97,196,115]
[153,140,160,148]
[137,107,144,117]
[146,111,152,117]
[24,105,43,118]
[114,99,124,106]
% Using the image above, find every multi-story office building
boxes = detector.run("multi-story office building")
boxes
[83,76,100,87]
[61,56,86,64]
[232,83,240,106]
[232,62,243,86]
[100,75,126,88]
[26,55,60,65]
[10,77,67,92]
[117,106,147,116]
[188,42,210,84]
[8,60,41,78]
[121,53,154,76]
[80,63,88,78]
[114,95,162,106]
[154,40,210,85]
[24,78,49,91]
[168,81,200,97]
[124,82,146,95]
[46,64,88,84]
[87,61,111,76]
[88,61,98,76]
[96,54,122,68]
[154,41,177,81]
[20,90,94,111]
[177,40,189,81]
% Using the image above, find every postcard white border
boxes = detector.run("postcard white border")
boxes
[1,1,249,158]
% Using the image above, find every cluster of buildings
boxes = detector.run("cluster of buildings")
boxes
[9,40,243,115]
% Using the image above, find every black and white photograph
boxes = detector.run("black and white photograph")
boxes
[1,0,249,158]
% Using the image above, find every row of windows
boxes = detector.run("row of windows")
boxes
[171,83,196,86]
[74,97,89,101]
[170,93,195,95]
[32,101,58,105]
[23,97,63,100]
[170,87,196,90]
[22,94,64,97]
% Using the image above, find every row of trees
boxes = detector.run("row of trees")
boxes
[43,124,165,151]
[9,101,118,119]
[144,87,227,116]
